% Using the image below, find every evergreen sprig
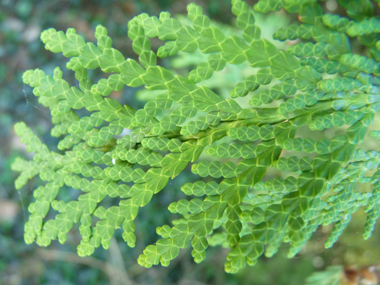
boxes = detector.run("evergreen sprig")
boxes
[12,0,380,273]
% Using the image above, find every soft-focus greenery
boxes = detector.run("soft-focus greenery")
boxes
[2,0,380,284]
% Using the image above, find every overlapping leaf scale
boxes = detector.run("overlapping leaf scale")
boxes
[299,58,344,75]
[278,92,323,115]
[363,205,380,240]
[19,23,213,256]
[192,160,238,179]
[153,105,197,135]
[255,117,370,260]
[138,167,268,270]
[232,0,261,43]
[353,148,380,162]
[274,156,313,173]
[127,20,156,67]
[227,124,274,141]
[111,147,163,167]
[13,0,380,275]
[131,0,308,117]
[254,0,281,13]
[356,72,380,86]
[299,115,377,249]
[366,183,380,212]
[288,42,327,58]
[230,69,273,98]
[206,142,256,159]
[12,123,64,189]
[180,113,221,136]
[322,14,351,33]
[322,183,369,244]
[136,1,275,73]
[186,3,276,69]
[77,176,170,253]
[340,54,380,75]
[284,0,322,15]
[160,125,287,272]
[227,204,288,273]
[346,17,380,37]
[318,77,362,92]
[139,1,380,273]
[41,28,85,57]
[264,230,287,258]
[68,115,103,140]
[188,53,226,83]
[141,137,182,152]
[133,3,225,58]
[78,134,232,254]
[308,109,366,131]
[273,24,314,41]
[287,220,320,258]
[181,181,219,197]
[239,187,318,262]
[137,66,240,135]
[11,123,83,245]
[325,214,351,248]
[139,93,173,121]
[22,65,135,151]
[139,125,293,271]
[254,176,298,194]
[23,67,98,116]
[250,79,298,106]
[39,25,159,133]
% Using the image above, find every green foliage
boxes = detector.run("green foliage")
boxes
[305,265,342,285]
[12,0,380,274]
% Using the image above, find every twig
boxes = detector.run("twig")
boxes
[36,248,135,284]
[108,237,134,285]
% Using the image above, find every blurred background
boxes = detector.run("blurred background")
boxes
[1,0,380,284]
